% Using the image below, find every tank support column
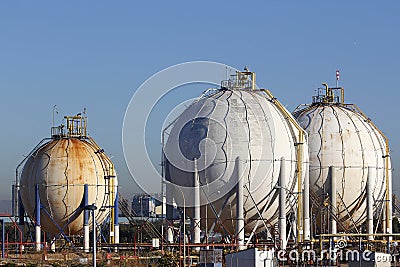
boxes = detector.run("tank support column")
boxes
[303,162,311,242]
[192,159,201,247]
[388,169,393,235]
[329,167,337,236]
[367,167,374,240]
[166,182,174,243]
[35,184,41,252]
[387,167,393,253]
[83,184,90,253]
[279,157,287,250]
[114,187,119,252]
[18,191,25,252]
[236,157,245,250]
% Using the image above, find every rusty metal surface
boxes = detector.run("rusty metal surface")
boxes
[20,138,114,235]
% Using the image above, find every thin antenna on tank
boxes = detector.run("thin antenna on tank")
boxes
[336,70,340,88]
[52,105,59,127]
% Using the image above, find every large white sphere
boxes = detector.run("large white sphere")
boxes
[20,138,115,235]
[164,89,308,233]
[295,105,389,230]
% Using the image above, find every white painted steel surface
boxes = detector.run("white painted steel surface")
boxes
[164,89,308,233]
[295,105,389,229]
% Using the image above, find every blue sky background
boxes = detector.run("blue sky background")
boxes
[0,1,399,199]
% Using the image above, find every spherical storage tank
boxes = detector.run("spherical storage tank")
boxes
[294,83,391,231]
[19,115,117,235]
[163,71,308,234]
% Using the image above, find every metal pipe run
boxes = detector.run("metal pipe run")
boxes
[236,157,245,250]
[35,184,41,252]
[367,167,374,241]
[166,182,174,243]
[329,166,337,236]
[303,161,311,241]
[193,159,201,245]
[84,184,90,253]
[18,191,24,226]
[279,157,287,250]
[114,186,120,252]
[92,208,96,267]
[321,233,400,238]
[388,166,393,236]
[85,205,97,267]
[1,219,4,258]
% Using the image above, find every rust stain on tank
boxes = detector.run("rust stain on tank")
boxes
[20,136,116,235]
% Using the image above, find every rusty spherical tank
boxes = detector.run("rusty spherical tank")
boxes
[20,138,115,235]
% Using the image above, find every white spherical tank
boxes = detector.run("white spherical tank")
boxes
[164,86,308,234]
[20,122,116,235]
[294,86,390,231]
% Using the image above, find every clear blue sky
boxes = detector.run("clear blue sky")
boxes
[1,1,399,200]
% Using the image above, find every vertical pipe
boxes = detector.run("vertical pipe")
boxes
[109,166,115,245]
[388,167,393,235]
[1,219,4,258]
[236,157,245,250]
[11,185,15,218]
[367,167,374,241]
[92,208,97,267]
[114,185,120,252]
[18,191,24,253]
[183,191,186,267]
[279,157,287,250]
[303,161,311,241]
[383,200,387,234]
[329,167,337,236]
[18,191,24,226]
[166,182,174,243]
[83,184,90,253]
[193,159,201,244]
[35,184,41,252]
[296,132,304,243]
[387,163,393,253]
